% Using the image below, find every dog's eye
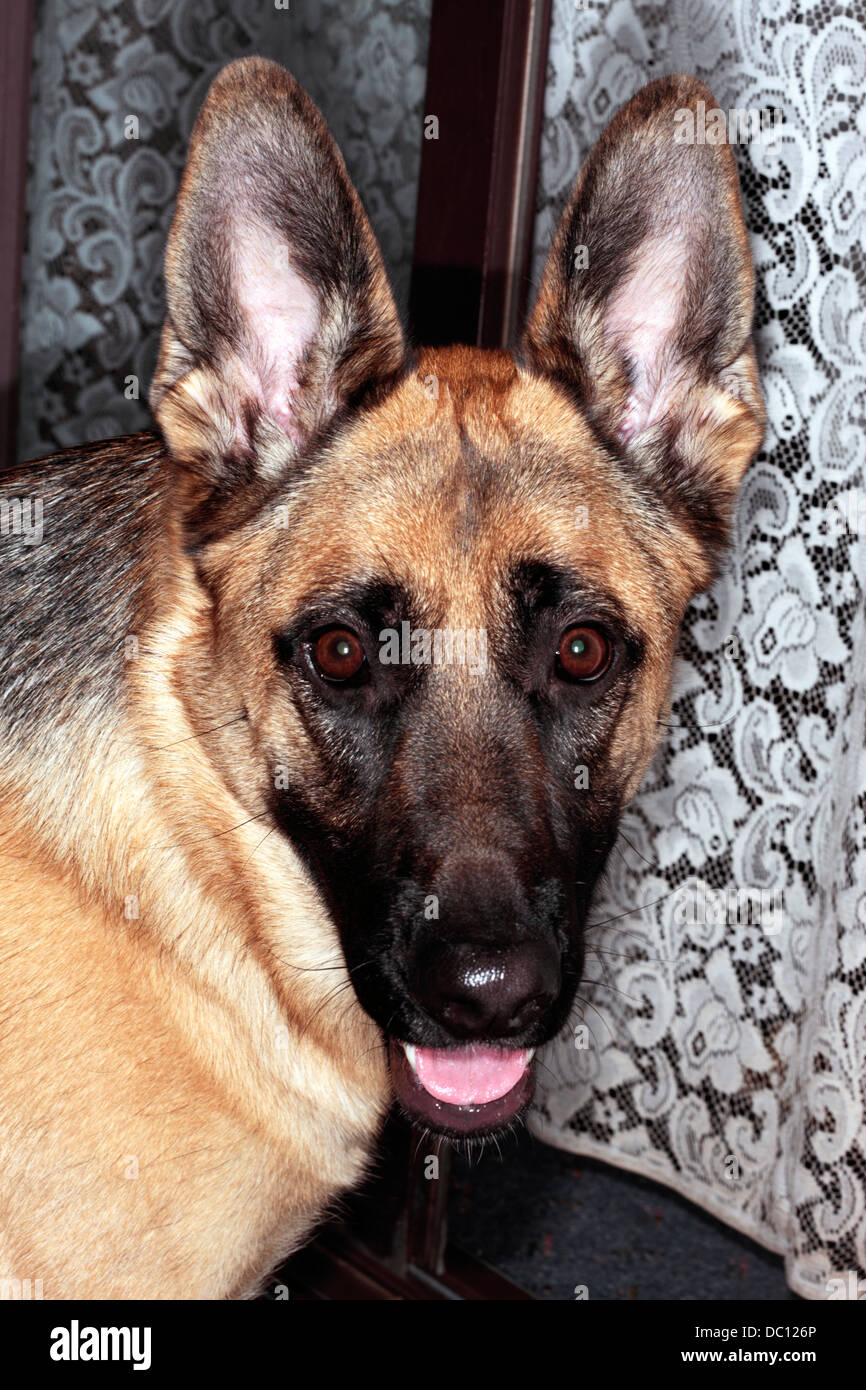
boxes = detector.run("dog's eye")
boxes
[311,627,367,683]
[555,625,611,682]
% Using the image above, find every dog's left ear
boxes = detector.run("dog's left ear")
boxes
[523,75,765,555]
[150,58,406,542]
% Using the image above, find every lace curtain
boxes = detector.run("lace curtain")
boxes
[529,0,866,1301]
[17,0,865,1302]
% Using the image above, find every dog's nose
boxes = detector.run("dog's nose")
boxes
[409,940,561,1039]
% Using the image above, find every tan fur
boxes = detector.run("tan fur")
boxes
[0,549,388,1297]
[0,64,764,1299]
[0,346,715,1298]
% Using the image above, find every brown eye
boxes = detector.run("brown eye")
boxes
[556,625,611,682]
[312,628,366,683]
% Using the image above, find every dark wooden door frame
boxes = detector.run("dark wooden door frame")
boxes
[0,0,36,470]
[281,0,552,1301]
[409,0,551,349]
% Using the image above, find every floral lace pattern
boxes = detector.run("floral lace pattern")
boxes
[529,0,866,1300]
[17,0,431,462]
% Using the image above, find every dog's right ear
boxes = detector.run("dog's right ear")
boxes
[150,58,406,543]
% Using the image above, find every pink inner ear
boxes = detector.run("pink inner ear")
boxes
[604,234,688,442]
[232,220,320,444]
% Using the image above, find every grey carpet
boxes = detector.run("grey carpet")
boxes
[448,1129,795,1300]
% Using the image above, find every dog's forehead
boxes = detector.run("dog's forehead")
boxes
[257,346,699,635]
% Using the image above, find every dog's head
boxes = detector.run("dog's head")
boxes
[151,59,764,1136]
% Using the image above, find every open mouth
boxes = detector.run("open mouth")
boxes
[388,1038,535,1135]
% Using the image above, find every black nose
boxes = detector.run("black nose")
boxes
[409,939,561,1039]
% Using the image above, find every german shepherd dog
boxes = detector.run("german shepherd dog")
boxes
[0,60,763,1298]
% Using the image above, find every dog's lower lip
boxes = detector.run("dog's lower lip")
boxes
[388,1038,535,1135]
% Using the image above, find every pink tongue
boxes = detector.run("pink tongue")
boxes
[413,1044,528,1105]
